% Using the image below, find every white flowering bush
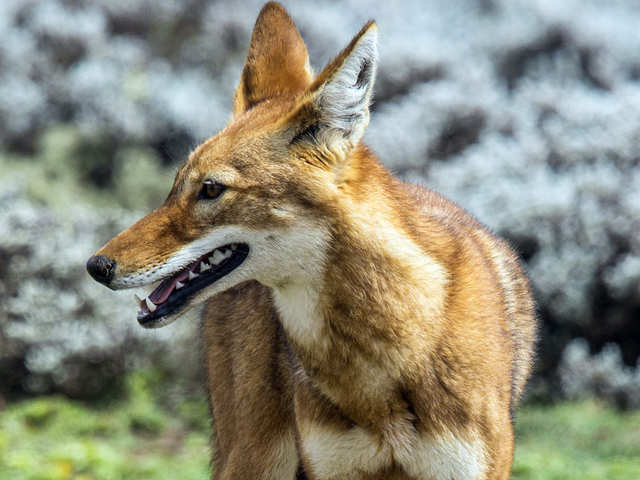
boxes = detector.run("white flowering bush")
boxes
[1,0,639,403]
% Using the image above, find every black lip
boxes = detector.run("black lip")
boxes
[137,244,249,327]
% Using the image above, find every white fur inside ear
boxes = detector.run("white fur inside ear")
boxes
[315,25,378,145]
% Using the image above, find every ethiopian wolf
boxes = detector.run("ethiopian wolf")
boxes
[87,3,537,478]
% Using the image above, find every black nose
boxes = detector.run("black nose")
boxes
[86,255,116,285]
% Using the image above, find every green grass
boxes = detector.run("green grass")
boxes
[513,400,640,479]
[1,378,639,479]
[0,373,211,480]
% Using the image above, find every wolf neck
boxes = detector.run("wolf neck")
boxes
[272,154,450,418]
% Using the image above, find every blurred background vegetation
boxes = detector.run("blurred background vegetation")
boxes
[0,0,639,478]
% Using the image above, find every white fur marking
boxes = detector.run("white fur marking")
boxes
[301,421,486,480]
[399,431,487,480]
[272,282,327,352]
[301,424,391,478]
[315,25,378,146]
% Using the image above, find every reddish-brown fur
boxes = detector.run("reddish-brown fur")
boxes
[92,3,537,479]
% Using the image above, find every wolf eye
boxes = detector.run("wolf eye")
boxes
[199,180,226,200]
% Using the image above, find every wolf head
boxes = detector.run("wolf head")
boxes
[87,2,378,327]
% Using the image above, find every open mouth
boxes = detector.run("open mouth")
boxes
[136,243,249,327]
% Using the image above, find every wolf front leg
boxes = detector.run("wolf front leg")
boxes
[202,281,302,480]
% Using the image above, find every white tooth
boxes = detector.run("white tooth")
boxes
[188,271,199,281]
[134,294,143,304]
[222,249,233,259]
[211,250,225,265]
[145,297,157,312]
[175,281,185,290]
[200,261,211,272]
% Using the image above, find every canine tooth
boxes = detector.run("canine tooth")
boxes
[210,250,225,265]
[188,271,199,281]
[134,294,143,304]
[175,281,185,290]
[145,297,157,312]
[222,249,233,259]
[200,261,211,272]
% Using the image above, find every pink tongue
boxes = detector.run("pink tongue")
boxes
[149,277,178,304]
[149,270,190,304]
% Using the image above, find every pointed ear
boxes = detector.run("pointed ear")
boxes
[233,2,313,118]
[289,21,378,154]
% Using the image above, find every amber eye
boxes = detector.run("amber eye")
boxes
[198,180,226,200]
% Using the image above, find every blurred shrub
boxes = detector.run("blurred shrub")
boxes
[2,125,174,211]
[559,339,640,410]
[0,0,639,405]
[0,181,202,400]
[114,147,176,210]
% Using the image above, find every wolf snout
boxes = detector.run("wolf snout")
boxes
[86,255,116,286]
